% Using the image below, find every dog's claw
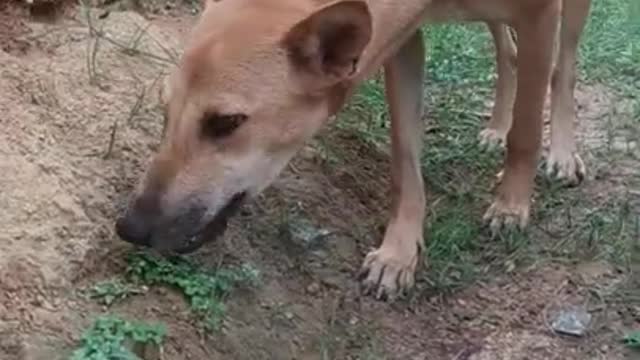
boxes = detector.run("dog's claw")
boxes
[483,199,529,236]
[478,128,506,151]
[359,246,417,301]
[545,150,585,186]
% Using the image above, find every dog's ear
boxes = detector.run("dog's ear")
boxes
[282,0,372,87]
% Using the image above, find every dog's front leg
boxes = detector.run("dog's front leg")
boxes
[484,4,560,233]
[360,30,425,300]
[546,0,591,185]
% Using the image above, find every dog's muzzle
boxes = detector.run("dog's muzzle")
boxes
[116,192,247,254]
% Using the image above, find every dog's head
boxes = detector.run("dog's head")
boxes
[116,0,373,252]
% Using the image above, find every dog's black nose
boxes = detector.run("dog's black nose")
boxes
[115,213,152,246]
[116,189,163,246]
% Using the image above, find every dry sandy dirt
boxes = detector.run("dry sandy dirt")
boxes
[0,1,638,359]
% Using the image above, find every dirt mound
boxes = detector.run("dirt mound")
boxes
[0,8,180,358]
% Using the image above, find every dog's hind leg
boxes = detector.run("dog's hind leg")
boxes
[484,2,559,233]
[360,30,425,300]
[479,22,517,150]
[545,0,591,185]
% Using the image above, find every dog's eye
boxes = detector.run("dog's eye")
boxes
[202,113,248,139]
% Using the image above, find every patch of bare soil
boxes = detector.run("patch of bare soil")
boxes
[0,2,32,55]
[0,2,637,360]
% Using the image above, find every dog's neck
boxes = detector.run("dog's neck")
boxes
[324,0,435,115]
[356,0,434,78]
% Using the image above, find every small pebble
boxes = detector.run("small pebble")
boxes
[156,288,168,296]
[306,282,321,295]
[284,311,294,320]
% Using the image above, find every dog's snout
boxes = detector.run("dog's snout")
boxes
[115,192,161,246]
[115,212,152,246]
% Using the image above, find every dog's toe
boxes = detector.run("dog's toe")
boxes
[359,247,417,300]
[545,150,586,186]
[478,128,506,151]
[483,198,529,236]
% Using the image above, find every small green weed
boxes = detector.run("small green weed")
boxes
[126,252,260,330]
[70,315,166,360]
[623,331,640,349]
[87,279,146,306]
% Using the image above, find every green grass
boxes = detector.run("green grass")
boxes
[579,0,640,93]
[325,0,640,292]
[126,252,260,331]
[579,0,640,157]
[624,331,640,349]
[70,315,166,360]
[86,279,146,306]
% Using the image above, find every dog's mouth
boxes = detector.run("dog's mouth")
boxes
[172,192,247,254]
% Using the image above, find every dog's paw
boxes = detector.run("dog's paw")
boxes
[483,197,530,236]
[478,128,506,151]
[545,149,585,186]
[359,244,419,301]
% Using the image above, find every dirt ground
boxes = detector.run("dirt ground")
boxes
[0,1,638,359]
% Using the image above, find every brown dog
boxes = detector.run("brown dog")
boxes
[116,0,591,299]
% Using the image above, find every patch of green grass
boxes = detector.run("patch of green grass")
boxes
[423,195,483,288]
[426,23,495,87]
[623,331,640,349]
[126,252,260,330]
[86,279,146,306]
[573,198,639,264]
[578,0,640,162]
[579,0,640,93]
[70,315,166,360]
[316,314,386,360]
[335,76,389,149]
[423,193,533,290]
